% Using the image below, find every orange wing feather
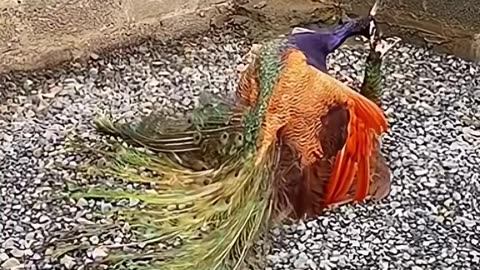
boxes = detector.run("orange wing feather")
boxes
[250,49,389,216]
[323,86,388,205]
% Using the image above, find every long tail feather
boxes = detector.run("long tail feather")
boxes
[52,118,280,269]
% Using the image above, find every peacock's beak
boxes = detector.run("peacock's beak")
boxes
[367,0,382,37]
[369,0,380,17]
[368,20,376,37]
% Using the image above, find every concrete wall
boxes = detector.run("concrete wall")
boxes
[0,0,478,73]
[345,0,480,62]
[0,0,344,73]
[0,0,235,73]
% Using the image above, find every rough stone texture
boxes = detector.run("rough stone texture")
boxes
[346,0,480,62]
[1,0,479,74]
[0,0,230,73]
[0,0,342,74]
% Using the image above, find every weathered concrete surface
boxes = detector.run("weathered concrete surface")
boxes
[0,0,344,73]
[344,0,480,62]
[0,0,478,74]
[0,0,234,73]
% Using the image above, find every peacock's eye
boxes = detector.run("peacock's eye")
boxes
[200,141,209,152]
[234,133,244,147]
[193,132,202,144]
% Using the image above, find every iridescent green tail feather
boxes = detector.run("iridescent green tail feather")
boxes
[50,38,290,269]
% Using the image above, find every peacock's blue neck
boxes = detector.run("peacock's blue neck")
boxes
[290,19,369,72]
[327,21,364,51]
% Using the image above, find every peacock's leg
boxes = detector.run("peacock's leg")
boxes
[360,21,401,106]
[237,44,261,107]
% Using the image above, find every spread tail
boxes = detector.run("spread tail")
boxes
[51,105,282,269]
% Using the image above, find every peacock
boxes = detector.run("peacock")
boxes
[51,2,399,269]
[287,0,381,73]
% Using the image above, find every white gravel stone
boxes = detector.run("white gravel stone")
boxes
[1,258,21,269]
[90,247,108,259]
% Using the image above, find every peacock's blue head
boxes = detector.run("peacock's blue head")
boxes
[287,7,380,72]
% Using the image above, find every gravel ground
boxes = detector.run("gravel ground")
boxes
[0,27,479,270]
